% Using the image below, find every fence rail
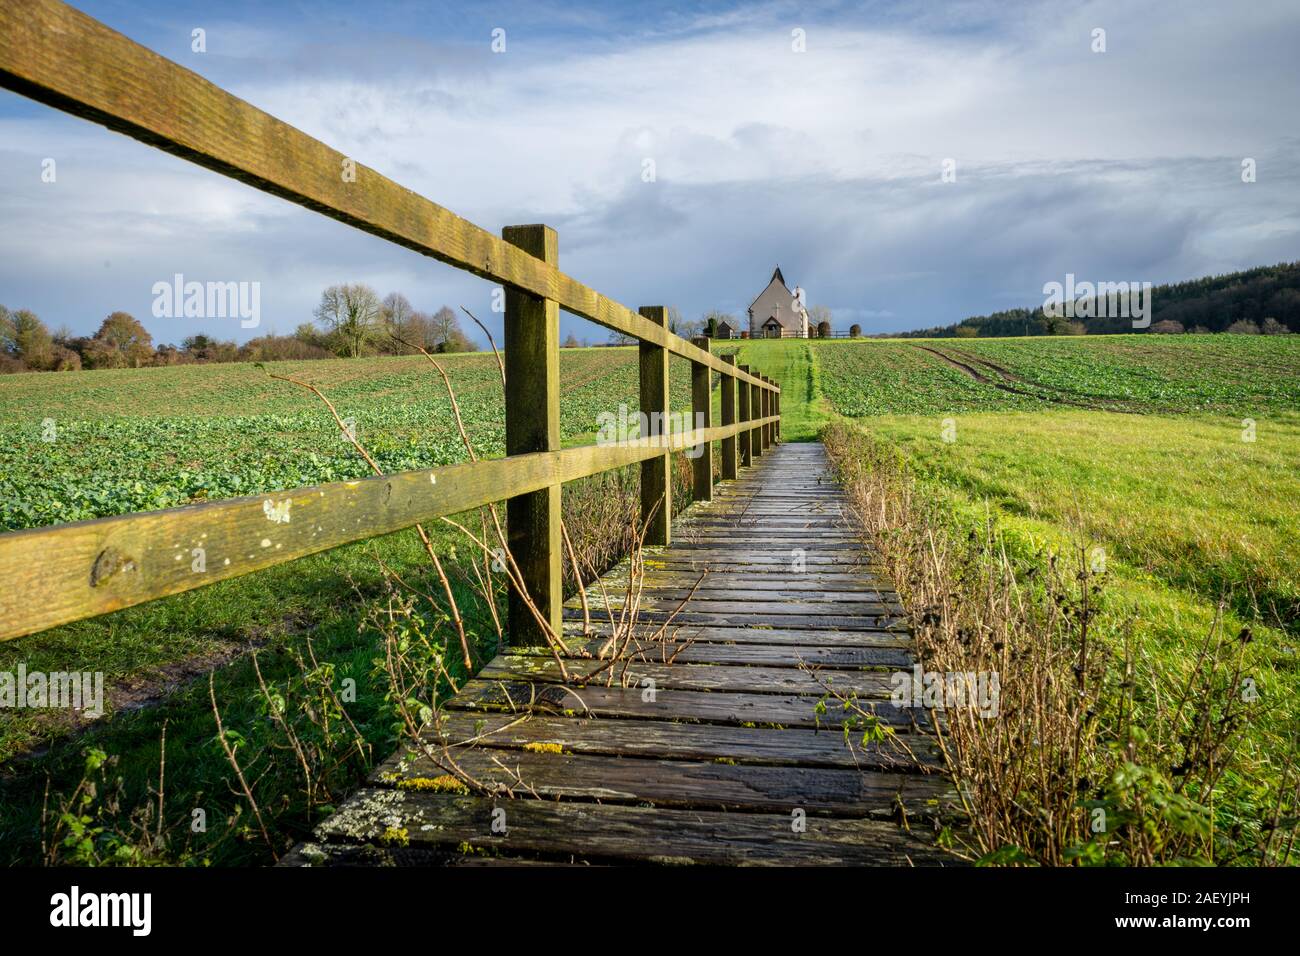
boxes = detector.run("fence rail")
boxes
[0,0,781,644]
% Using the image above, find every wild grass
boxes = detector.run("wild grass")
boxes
[824,419,1298,865]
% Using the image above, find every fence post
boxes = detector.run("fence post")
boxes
[502,224,561,647]
[737,363,752,467]
[639,305,671,545]
[720,354,738,480]
[749,374,763,458]
[690,336,713,502]
[774,382,781,443]
[761,379,771,450]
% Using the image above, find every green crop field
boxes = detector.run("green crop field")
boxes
[0,348,698,530]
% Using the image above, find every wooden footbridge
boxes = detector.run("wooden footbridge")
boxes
[286,441,953,866]
[0,1,953,866]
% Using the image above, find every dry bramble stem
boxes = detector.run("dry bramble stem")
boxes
[263,368,475,669]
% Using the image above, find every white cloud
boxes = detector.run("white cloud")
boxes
[1,0,1297,341]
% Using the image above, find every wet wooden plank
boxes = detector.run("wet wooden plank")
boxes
[578,599,900,616]
[561,622,909,644]
[564,609,907,630]
[305,791,953,866]
[575,587,897,604]
[380,748,953,817]
[479,655,898,696]
[448,679,927,730]
[536,639,913,668]
[418,712,942,769]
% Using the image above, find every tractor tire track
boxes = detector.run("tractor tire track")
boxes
[910,344,1146,413]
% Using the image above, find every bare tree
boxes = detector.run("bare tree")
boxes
[380,292,418,352]
[313,283,380,358]
[428,305,474,352]
[429,306,457,345]
[667,306,684,336]
[808,304,832,332]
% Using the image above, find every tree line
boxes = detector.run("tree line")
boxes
[604,305,838,344]
[894,261,1300,338]
[0,283,477,373]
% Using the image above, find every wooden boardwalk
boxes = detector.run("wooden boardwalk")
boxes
[285,442,956,866]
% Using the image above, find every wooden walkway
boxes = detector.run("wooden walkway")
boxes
[284,442,956,866]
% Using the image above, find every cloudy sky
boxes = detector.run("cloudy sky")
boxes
[1,0,1298,345]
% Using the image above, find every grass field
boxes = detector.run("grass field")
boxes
[696,337,1298,666]
[2,333,1297,865]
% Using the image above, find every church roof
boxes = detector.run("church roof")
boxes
[748,265,795,313]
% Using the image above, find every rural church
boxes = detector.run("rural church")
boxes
[747,266,809,338]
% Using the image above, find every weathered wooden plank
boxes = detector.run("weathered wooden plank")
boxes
[575,587,897,604]
[449,679,926,729]
[563,609,906,630]
[585,641,913,668]
[380,748,952,817]
[677,522,850,532]
[669,538,870,552]
[652,514,852,525]
[665,541,864,552]
[643,551,870,565]
[417,712,941,769]
[598,572,894,590]
[305,791,953,866]
[479,656,897,697]
[503,223,562,645]
[640,557,884,574]
[558,624,911,649]
[678,503,847,514]
[579,599,901,616]
[658,525,857,539]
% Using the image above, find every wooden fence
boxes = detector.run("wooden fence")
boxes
[0,0,780,645]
